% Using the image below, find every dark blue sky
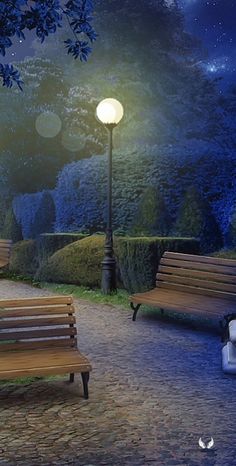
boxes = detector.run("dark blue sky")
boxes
[179,0,236,86]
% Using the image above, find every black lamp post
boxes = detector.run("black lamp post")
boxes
[96,98,124,294]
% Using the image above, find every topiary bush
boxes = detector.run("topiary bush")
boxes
[225,207,236,248]
[1,207,23,243]
[174,186,223,253]
[131,186,172,236]
[36,232,90,263]
[13,190,55,239]
[9,240,39,277]
[35,234,199,292]
[35,235,105,286]
[115,236,200,293]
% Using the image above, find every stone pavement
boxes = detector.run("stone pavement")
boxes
[0,280,235,466]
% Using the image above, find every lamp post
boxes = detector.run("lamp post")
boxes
[96,98,124,294]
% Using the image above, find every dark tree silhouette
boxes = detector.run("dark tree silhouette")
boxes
[0,0,96,89]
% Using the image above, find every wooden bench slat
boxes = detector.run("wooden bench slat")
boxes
[0,316,76,330]
[0,240,12,245]
[158,265,236,285]
[0,305,75,318]
[0,338,77,352]
[163,251,236,267]
[0,296,73,308]
[157,281,236,299]
[0,349,91,379]
[0,327,77,341]
[160,258,236,275]
[130,288,236,314]
[156,273,236,294]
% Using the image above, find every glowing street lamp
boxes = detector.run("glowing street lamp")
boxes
[96,98,124,294]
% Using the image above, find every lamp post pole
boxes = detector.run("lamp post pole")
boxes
[101,124,117,294]
[95,98,124,295]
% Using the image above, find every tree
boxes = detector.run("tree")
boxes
[131,186,172,236]
[174,186,223,253]
[0,0,96,89]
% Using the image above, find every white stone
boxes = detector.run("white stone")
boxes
[229,320,236,343]
[222,342,236,374]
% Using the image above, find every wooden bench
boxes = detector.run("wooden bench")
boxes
[129,251,236,336]
[0,239,12,268]
[0,295,92,398]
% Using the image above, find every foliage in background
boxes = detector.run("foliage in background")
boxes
[1,207,23,243]
[9,240,39,277]
[115,236,200,293]
[0,0,96,89]
[36,232,89,263]
[13,190,55,239]
[131,186,172,236]
[35,235,199,292]
[174,186,223,253]
[35,235,105,286]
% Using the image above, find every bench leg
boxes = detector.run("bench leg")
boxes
[130,303,141,321]
[69,373,74,383]
[81,372,90,399]
[160,308,164,315]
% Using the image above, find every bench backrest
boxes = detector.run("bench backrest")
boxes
[0,239,12,266]
[156,251,236,300]
[0,296,77,352]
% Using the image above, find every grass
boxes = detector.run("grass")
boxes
[42,282,130,308]
[211,248,236,259]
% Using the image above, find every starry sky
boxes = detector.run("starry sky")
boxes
[179,0,236,87]
[3,0,236,90]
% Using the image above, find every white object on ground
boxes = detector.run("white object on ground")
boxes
[228,319,236,343]
[222,341,236,374]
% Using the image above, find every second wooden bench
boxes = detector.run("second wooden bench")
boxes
[129,251,236,337]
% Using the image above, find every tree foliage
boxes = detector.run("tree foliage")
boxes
[0,0,96,89]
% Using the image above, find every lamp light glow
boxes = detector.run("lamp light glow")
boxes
[96,98,124,125]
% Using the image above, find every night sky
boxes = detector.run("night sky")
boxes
[3,0,236,89]
[180,0,236,87]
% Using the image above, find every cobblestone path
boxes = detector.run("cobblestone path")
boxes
[0,280,235,466]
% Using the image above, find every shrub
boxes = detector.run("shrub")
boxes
[35,235,105,286]
[9,240,39,277]
[35,234,199,292]
[1,207,23,243]
[174,186,223,253]
[13,190,55,239]
[225,208,236,248]
[131,186,172,236]
[115,236,200,292]
[36,232,89,263]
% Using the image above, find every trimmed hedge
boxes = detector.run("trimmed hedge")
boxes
[35,235,105,286]
[36,232,89,263]
[1,207,23,243]
[35,235,199,292]
[9,240,39,277]
[115,236,200,292]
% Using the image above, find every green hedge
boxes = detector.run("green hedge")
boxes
[35,235,199,292]
[9,240,39,277]
[35,235,105,286]
[1,207,23,243]
[36,232,89,263]
[115,236,200,292]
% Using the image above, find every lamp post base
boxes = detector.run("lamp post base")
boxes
[101,230,117,294]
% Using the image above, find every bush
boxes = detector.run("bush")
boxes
[225,208,236,248]
[13,190,55,239]
[9,240,39,277]
[131,186,172,236]
[115,236,200,292]
[174,186,223,253]
[1,207,23,243]
[36,232,89,263]
[35,234,199,292]
[35,235,105,286]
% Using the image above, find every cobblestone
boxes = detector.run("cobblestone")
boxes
[0,280,235,465]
